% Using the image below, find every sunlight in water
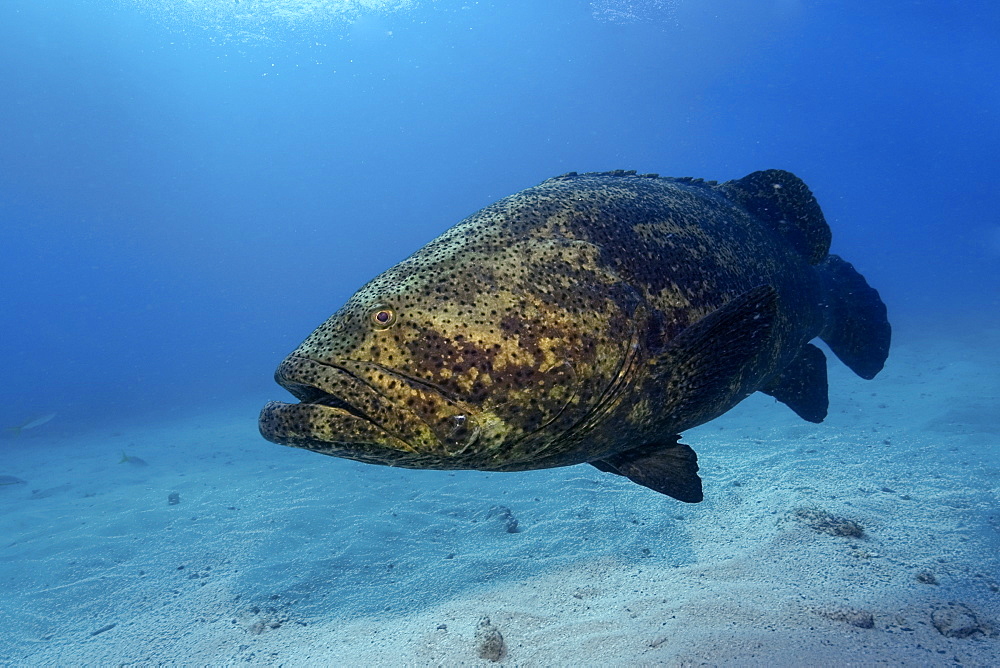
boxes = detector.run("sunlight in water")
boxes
[120,0,415,42]
[590,0,679,24]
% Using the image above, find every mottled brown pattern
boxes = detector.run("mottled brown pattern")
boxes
[259,169,891,499]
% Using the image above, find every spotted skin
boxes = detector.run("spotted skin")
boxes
[260,170,890,500]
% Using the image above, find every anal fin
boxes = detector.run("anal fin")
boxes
[591,438,703,503]
[761,343,829,423]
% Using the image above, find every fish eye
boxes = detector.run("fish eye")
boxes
[370,306,396,329]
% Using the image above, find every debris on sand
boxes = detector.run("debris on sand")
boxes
[89,622,117,637]
[793,507,866,538]
[814,606,876,629]
[474,616,506,662]
[930,602,993,638]
[485,505,520,533]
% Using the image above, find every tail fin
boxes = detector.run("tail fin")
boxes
[818,255,891,379]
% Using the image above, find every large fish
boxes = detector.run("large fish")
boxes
[260,170,890,502]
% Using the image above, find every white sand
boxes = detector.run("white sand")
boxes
[1,326,998,666]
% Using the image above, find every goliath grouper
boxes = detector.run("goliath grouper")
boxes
[260,170,890,502]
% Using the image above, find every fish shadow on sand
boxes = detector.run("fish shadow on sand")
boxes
[0,475,27,488]
[925,404,999,434]
[28,483,73,500]
[231,469,697,621]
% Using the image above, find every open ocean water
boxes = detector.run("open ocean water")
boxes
[1,1,998,665]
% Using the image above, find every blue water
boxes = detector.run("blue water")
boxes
[2,1,999,664]
[2,0,996,427]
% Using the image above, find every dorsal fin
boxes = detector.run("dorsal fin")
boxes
[716,170,831,264]
[545,169,660,183]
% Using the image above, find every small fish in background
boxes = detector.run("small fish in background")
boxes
[120,451,148,467]
[0,475,27,486]
[5,412,56,437]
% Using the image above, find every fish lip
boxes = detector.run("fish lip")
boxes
[284,378,373,423]
[267,354,407,442]
[258,400,421,462]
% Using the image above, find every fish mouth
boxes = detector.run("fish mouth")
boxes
[281,380,375,424]
[259,355,481,467]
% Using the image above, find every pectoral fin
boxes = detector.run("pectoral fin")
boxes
[761,342,829,423]
[651,285,779,412]
[591,438,703,502]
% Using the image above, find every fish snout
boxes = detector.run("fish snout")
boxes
[262,355,483,465]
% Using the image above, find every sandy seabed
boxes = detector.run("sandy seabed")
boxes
[1,327,998,666]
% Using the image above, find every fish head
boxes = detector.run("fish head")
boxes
[259,224,645,470]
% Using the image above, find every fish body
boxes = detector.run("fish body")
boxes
[5,412,56,436]
[120,452,148,466]
[260,170,890,501]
